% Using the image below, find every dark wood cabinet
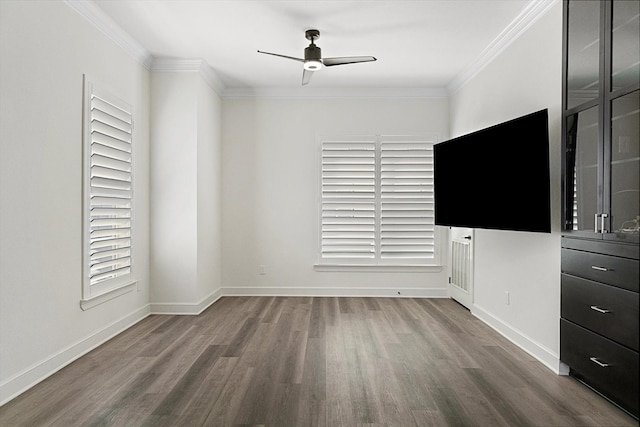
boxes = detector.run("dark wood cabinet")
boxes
[562,273,639,351]
[562,1,639,242]
[561,247,639,292]
[561,0,639,419]
[561,319,639,416]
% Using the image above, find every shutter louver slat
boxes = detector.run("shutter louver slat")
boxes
[90,247,131,262]
[91,266,131,284]
[90,237,131,251]
[91,143,131,163]
[90,207,131,218]
[90,228,131,240]
[92,165,131,182]
[90,187,132,199]
[86,86,133,289]
[91,154,131,172]
[91,95,132,123]
[90,196,131,209]
[91,108,133,134]
[91,121,132,144]
[91,177,131,191]
[91,132,132,152]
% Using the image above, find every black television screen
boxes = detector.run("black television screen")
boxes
[434,109,551,233]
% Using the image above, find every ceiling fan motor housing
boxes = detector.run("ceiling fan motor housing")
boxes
[304,44,322,61]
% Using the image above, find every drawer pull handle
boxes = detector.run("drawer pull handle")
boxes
[590,305,611,314]
[589,357,610,368]
[591,266,609,272]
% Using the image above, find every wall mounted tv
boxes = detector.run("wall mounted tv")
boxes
[434,108,551,233]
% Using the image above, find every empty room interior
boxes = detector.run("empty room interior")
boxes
[0,0,638,425]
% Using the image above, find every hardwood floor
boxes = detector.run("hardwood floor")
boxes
[0,297,637,426]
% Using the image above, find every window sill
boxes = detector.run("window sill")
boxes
[313,264,443,273]
[80,281,137,311]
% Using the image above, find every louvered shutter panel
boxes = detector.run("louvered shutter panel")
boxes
[321,137,376,261]
[380,136,435,262]
[85,83,133,293]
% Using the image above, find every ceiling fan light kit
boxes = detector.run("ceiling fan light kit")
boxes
[303,60,323,71]
[258,29,376,85]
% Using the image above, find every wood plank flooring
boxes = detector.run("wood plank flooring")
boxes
[0,297,637,426]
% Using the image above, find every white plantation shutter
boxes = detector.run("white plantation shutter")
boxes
[380,136,435,262]
[319,135,437,265]
[321,137,377,261]
[83,80,133,298]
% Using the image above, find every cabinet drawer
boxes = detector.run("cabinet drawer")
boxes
[561,319,639,417]
[562,274,639,351]
[561,248,639,292]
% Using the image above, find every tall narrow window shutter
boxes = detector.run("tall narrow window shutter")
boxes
[380,136,435,261]
[86,86,133,290]
[321,137,376,260]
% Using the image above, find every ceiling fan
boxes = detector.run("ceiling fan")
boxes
[258,29,377,85]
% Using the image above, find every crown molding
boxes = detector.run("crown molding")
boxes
[222,86,449,100]
[64,0,153,69]
[150,58,226,96]
[64,0,226,94]
[447,0,560,94]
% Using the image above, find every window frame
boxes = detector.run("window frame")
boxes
[316,133,443,270]
[81,76,136,309]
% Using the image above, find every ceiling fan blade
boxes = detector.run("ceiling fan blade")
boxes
[302,68,313,86]
[257,50,304,63]
[322,56,377,67]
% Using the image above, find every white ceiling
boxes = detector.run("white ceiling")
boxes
[90,0,549,92]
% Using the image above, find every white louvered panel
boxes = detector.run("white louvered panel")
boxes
[321,202,376,258]
[321,138,376,260]
[380,138,435,261]
[87,90,133,287]
[451,240,471,291]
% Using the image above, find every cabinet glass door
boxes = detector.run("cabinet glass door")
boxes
[565,106,601,235]
[607,90,639,242]
[611,0,639,91]
[566,0,601,109]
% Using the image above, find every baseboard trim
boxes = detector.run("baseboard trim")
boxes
[149,288,222,315]
[221,286,448,298]
[471,304,563,374]
[0,304,151,406]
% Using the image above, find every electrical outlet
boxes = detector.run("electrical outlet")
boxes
[259,265,266,275]
[505,291,510,305]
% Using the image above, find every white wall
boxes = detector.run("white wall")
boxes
[0,0,151,403]
[449,2,563,372]
[196,77,223,304]
[150,70,222,312]
[221,97,450,296]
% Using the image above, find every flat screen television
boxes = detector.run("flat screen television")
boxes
[434,108,551,233]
